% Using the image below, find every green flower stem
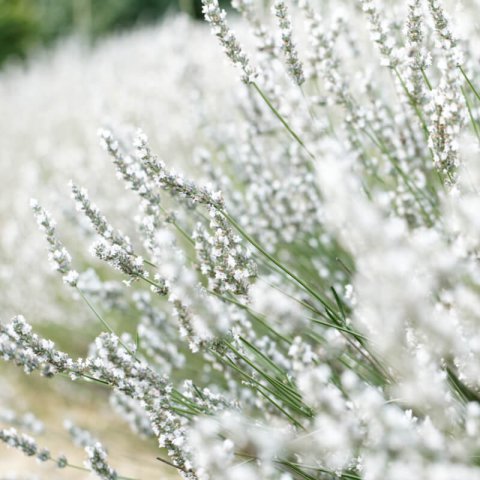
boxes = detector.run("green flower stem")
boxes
[252,82,315,160]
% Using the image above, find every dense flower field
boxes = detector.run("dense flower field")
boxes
[2,0,480,479]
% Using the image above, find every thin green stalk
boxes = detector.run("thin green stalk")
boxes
[307,316,366,340]
[143,259,157,268]
[239,335,288,376]
[76,288,135,357]
[52,460,140,480]
[236,453,363,480]
[393,67,429,138]
[225,341,309,411]
[252,82,315,159]
[254,386,305,430]
[462,85,480,142]
[217,216,389,384]
[459,65,480,103]
[59,371,109,387]
[208,289,293,344]
[213,349,305,427]
[156,456,188,473]
[260,277,335,323]
[361,125,437,223]
[222,211,337,315]
[446,365,480,404]
[421,67,432,91]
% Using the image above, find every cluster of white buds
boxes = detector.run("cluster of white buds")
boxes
[0,409,44,434]
[201,0,257,83]
[193,207,256,297]
[134,130,224,210]
[427,0,458,50]
[231,0,277,61]
[169,295,210,353]
[1,316,198,478]
[70,182,133,254]
[30,199,79,287]
[301,2,368,171]
[359,0,399,68]
[426,0,464,183]
[0,427,54,465]
[87,333,196,477]
[65,421,119,480]
[0,315,81,377]
[404,0,430,104]
[182,380,233,413]
[99,129,169,263]
[85,442,118,480]
[301,1,333,83]
[99,129,151,197]
[99,129,162,211]
[92,240,147,282]
[428,87,462,181]
[65,420,100,448]
[274,0,305,85]
[288,336,317,372]
[0,427,39,457]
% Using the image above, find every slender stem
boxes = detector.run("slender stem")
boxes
[421,67,432,91]
[393,67,429,138]
[459,65,480,103]
[222,211,336,314]
[307,316,366,340]
[76,288,135,357]
[462,86,480,142]
[156,456,188,473]
[252,82,315,159]
[49,459,139,480]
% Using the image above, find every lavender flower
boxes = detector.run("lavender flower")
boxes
[202,0,257,83]
[274,1,305,85]
[84,442,117,480]
[30,200,79,287]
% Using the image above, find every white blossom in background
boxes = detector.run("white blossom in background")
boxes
[273,0,305,85]
[30,200,79,287]
[3,1,480,479]
[0,16,236,324]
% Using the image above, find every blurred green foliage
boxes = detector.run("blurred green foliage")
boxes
[0,0,38,64]
[0,0,206,66]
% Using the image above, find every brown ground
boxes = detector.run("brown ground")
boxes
[0,368,179,480]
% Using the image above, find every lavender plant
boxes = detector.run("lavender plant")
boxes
[4,0,480,479]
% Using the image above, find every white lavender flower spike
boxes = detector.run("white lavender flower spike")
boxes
[4,2,480,480]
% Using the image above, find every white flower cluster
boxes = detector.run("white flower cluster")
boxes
[4,0,480,479]
[92,240,147,282]
[70,182,133,254]
[134,129,225,210]
[202,0,257,83]
[0,409,44,435]
[193,207,256,296]
[30,200,79,287]
[359,0,399,68]
[84,443,117,480]
[0,428,45,459]
[404,0,430,104]
[426,0,465,183]
[273,0,305,85]
[0,16,236,325]
[0,426,68,470]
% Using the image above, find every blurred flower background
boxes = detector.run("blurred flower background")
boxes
[3,0,480,479]
[0,1,231,477]
[0,0,212,65]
